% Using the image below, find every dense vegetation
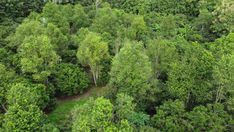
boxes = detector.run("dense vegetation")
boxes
[0,0,234,131]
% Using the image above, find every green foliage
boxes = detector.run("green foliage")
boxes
[7,82,49,109]
[213,54,234,103]
[1,1,234,131]
[0,63,15,112]
[212,0,234,36]
[109,41,152,103]
[8,20,67,55]
[91,5,125,54]
[0,113,3,129]
[146,39,178,81]
[77,31,109,86]
[127,112,150,128]
[0,0,45,22]
[187,103,231,131]
[167,42,214,105]
[42,123,60,132]
[71,96,134,131]
[150,0,199,17]
[53,63,90,96]
[111,0,150,14]
[210,33,234,58]
[115,93,136,120]
[19,35,59,82]
[72,97,114,131]
[42,2,89,35]
[4,104,44,131]
[152,100,187,131]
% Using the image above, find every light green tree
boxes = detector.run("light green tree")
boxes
[8,19,68,58]
[18,35,59,82]
[4,104,44,132]
[213,54,234,103]
[77,31,109,86]
[72,97,113,131]
[7,82,49,109]
[212,0,234,36]
[109,41,152,103]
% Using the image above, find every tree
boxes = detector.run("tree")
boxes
[8,20,68,56]
[167,42,214,106]
[72,97,133,131]
[209,33,234,58]
[192,8,215,42]
[152,100,187,131]
[7,82,49,109]
[72,97,113,131]
[212,0,234,36]
[4,104,44,131]
[53,63,90,96]
[77,31,109,86]
[146,39,178,81]
[150,0,199,17]
[108,0,150,15]
[18,35,59,82]
[213,54,234,103]
[90,5,125,54]
[187,103,231,131]
[115,93,136,121]
[127,15,147,41]
[0,63,15,112]
[41,2,88,35]
[0,0,45,22]
[109,41,152,104]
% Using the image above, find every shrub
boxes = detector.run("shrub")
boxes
[4,104,44,131]
[7,82,49,109]
[53,63,90,96]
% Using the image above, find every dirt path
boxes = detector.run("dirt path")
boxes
[56,86,107,102]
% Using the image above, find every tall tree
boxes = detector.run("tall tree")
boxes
[109,41,152,104]
[213,54,234,103]
[146,39,178,81]
[77,31,109,86]
[167,42,214,106]
[18,35,59,82]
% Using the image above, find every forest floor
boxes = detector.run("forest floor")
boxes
[47,86,109,129]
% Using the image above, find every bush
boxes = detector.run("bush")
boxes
[7,82,49,109]
[4,104,44,131]
[42,123,60,132]
[53,63,90,96]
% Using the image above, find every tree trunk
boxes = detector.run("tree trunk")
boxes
[215,84,223,103]
[92,71,97,86]
[1,103,7,112]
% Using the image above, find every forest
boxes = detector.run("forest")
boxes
[0,0,234,131]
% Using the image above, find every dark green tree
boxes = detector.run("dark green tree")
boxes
[53,63,90,96]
